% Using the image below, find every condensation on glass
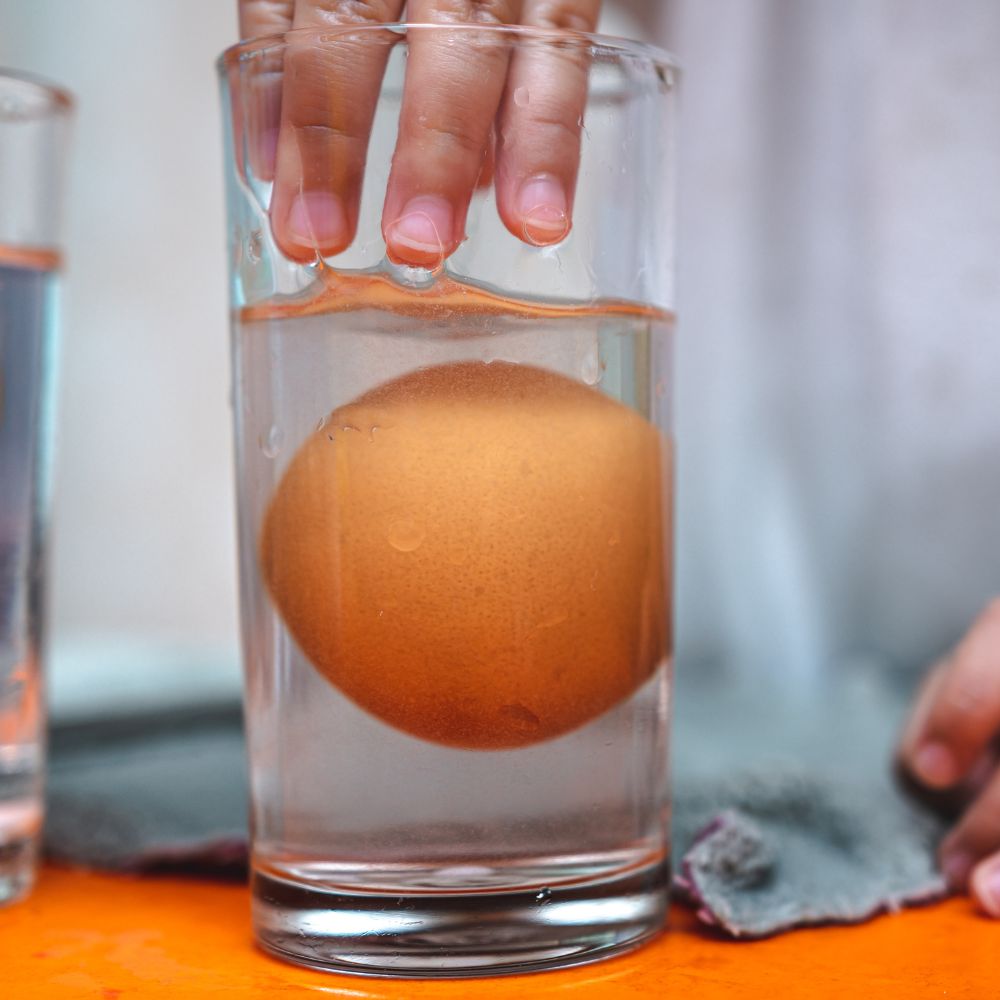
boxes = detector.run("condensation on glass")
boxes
[219,24,677,977]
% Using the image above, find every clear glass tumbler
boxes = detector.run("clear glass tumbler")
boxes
[219,23,676,976]
[0,71,72,904]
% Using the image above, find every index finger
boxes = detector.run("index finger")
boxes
[270,0,404,261]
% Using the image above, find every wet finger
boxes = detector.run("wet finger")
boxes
[382,1,522,268]
[270,0,404,261]
[239,0,294,37]
[494,0,600,245]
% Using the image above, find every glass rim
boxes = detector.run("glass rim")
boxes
[218,22,679,75]
[0,67,74,120]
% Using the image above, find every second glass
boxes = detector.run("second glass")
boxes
[220,23,676,977]
[0,71,71,905]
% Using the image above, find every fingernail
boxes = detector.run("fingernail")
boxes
[285,191,348,255]
[971,856,1000,917]
[941,846,974,889]
[517,174,569,246]
[385,196,453,267]
[913,741,959,788]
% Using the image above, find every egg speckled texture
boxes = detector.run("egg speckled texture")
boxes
[260,361,669,750]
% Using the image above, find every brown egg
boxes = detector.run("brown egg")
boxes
[260,361,669,750]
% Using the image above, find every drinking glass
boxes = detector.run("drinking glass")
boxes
[0,71,72,904]
[219,23,676,977]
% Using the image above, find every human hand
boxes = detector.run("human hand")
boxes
[238,1,601,266]
[898,599,1000,916]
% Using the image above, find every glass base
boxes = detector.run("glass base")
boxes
[253,858,669,978]
[0,834,37,905]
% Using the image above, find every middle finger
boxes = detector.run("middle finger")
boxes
[382,0,523,267]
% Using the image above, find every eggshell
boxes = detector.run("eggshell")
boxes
[260,361,669,750]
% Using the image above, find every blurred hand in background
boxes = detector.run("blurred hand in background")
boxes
[900,600,1000,918]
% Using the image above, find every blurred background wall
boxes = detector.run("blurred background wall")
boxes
[658,0,1000,690]
[1,1,998,717]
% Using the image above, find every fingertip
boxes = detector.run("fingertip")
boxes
[940,842,975,890]
[384,195,456,268]
[971,853,1000,917]
[911,740,961,790]
[275,191,351,261]
[514,173,570,246]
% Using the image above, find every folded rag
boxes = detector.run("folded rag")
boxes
[45,665,948,937]
[672,772,945,937]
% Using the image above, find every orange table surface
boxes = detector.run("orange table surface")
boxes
[0,866,994,999]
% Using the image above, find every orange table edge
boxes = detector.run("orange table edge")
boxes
[0,866,994,999]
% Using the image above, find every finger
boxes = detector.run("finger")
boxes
[382,1,522,268]
[239,0,294,38]
[897,660,951,782]
[899,598,1000,790]
[476,127,497,190]
[970,850,1000,918]
[237,2,295,181]
[495,0,601,245]
[270,0,404,261]
[939,764,1000,888]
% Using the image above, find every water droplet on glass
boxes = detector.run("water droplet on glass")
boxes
[387,519,426,552]
[535,888,552,903]
[581,351,602,385]
[657,65,676,93]
[246,229,264,264]
[259,424,284,459]
[513,86,530,108]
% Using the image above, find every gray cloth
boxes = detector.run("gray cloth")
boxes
[672,775,946,938]
[664,663,951,935]
[45,667,950,937]
[46,704,247,878]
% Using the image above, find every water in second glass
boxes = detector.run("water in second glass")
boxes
[0,254,57,903]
